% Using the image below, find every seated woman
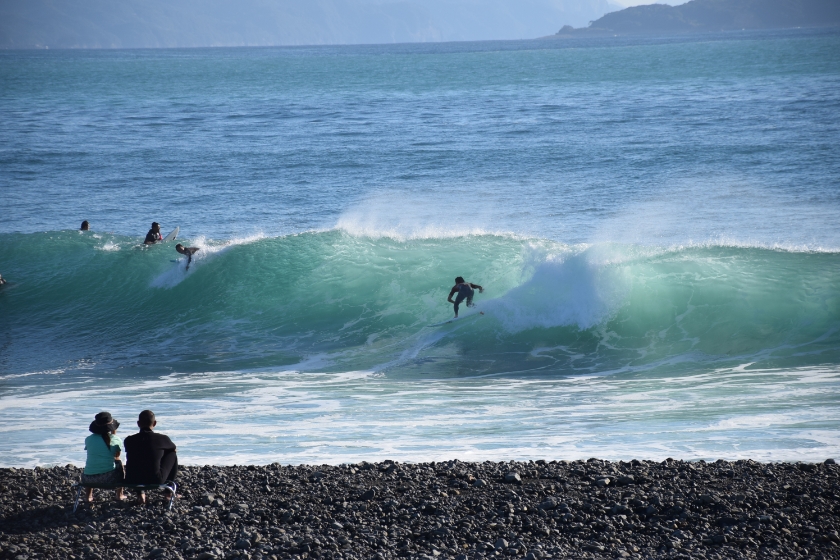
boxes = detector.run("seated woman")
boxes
[82,411,125,502]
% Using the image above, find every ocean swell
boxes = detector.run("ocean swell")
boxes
[0,230,837,378]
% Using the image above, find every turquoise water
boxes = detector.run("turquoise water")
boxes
[1,29,839,466]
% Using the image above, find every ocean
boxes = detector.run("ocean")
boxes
[1,28,839,467]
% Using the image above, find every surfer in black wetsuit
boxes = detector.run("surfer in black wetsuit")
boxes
[144,222,162,245]
[80,220,90,231]
[447,276,484,318]
[175,244,200,270]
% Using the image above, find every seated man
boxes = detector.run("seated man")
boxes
[124,410,178,504]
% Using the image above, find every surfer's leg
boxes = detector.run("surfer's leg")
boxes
[454,293,466,317]
[466,294,474,308]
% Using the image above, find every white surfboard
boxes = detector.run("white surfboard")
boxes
[428,310,484,327]
[162,226,179,242]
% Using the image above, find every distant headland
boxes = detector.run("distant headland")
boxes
[554,0,840,36]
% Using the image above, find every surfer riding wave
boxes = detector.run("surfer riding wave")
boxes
[175,244,199,270]
[447,276,484,318]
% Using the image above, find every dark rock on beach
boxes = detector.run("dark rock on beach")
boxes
[1,458,839,559]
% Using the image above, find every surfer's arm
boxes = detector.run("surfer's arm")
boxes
[470,283,484,293]
[447,286,458,303]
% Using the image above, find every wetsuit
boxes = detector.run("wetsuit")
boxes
[453,283,475,315]
[144,230,162,244]
[124,428,178,484]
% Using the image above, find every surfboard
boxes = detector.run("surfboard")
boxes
[428,310,484,327]
[162,226,179,242]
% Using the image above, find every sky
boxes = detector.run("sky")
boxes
[0,0,697,49]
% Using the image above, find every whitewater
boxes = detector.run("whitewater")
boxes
[1,29,839,466]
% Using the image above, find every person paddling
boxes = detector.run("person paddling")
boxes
[175,244,199,270]
[144,222,162,245]
[447,276,484,318]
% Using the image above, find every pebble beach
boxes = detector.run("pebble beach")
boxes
[2,458,839,560]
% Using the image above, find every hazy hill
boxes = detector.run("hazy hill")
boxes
[0,0,620,49]
[559,0,840,35]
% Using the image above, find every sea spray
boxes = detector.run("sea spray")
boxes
[488,243,631,332]
[150,233,266,288]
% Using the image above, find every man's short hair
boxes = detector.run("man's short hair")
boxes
[455,276,465,284]
[138,409,156,427]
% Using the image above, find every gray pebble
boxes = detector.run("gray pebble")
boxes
[2,459,837,560]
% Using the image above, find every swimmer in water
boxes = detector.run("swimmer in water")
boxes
[144,222,162,245]
[175,244,199,270]
[447,276,484,318]
[81,220,90,231]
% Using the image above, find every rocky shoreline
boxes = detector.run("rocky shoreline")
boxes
[1,458,839,560]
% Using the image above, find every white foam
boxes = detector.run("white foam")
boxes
[335,192,520,241]
[96,241,121,251]
[5,365,837,467]
[0,368,67,381]
[150,233,266,289]
[663,237,840,254]
[591,177,840,253]
[488,244,631,332]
